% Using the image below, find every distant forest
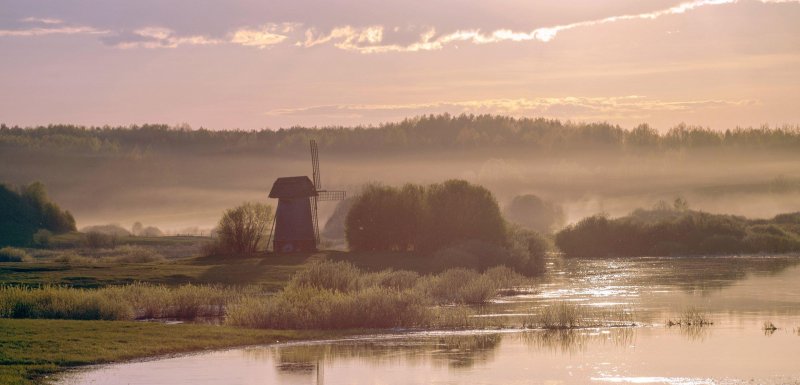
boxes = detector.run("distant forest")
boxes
[2,114,800,157]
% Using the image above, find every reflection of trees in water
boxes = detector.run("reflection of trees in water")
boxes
[518,328,635,355]
[258,333,504,376]
[663,256,800,294]
[556,256,800,296]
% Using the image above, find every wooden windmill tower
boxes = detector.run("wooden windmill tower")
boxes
[268,140,345,252]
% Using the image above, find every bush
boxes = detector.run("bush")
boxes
[215,202,273,255]
[346,180,506,253]
[81,224,130,237]
[85,231,117,249]
[0,247,31,262]
[32,229,52,248]
[111,245,165,263]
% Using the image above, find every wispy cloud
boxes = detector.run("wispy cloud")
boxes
[103,27,221,49]
[1,17,107,37]
[230,23,297,48]
[20,17,64,25]
[302,0,800,53]
[265,96,757,121]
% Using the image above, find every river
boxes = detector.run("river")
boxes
[58,255,800,385]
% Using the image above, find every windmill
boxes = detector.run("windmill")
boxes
[267,140,345,252]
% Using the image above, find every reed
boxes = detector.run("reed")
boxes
[666,307,713,326]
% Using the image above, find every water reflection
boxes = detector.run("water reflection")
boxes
[518,328,635,355]
[58,256,800,385]
[263,332,503,373]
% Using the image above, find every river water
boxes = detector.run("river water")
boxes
[58,256,800,385]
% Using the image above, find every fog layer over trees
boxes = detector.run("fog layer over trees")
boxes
[2,114,799,233]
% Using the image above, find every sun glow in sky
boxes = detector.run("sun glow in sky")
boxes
[1,0,799,130]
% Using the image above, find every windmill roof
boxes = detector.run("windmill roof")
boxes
[269,176,316,198]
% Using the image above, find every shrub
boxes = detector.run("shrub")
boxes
[81,224,130,237]
[32,229,52,248]
[0,247,31,262]
[111,245,165,263]
[346,180,506,253]
[85,231,117,249]
[216,202,273,255]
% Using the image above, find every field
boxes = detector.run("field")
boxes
[0,235,510,384]
[0,318,354,385]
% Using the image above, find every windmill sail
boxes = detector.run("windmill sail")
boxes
[307,139,346,247]
[310,140,321,244]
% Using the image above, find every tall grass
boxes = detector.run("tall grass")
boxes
[226,261,532,329]
[1,260,534,329]
[0,286,132,320]
[0,284,255,321]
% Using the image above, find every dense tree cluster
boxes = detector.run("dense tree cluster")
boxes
[555,208,800,258]
[345,180,506,252]
[2,115,800,157]
[0,182,76,246]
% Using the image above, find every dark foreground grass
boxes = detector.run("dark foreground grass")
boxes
[0,318,349,385]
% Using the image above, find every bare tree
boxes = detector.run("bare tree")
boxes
[217,202,273,255]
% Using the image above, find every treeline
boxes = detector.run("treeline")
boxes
[555,207,800,258]
[0,182,76,246]
[2,114,800,156]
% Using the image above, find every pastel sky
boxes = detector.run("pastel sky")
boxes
[1,0,799,130]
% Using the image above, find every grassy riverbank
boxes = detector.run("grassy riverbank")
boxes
[0,318,352,385]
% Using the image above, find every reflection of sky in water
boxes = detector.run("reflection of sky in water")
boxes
[58,256,800,385]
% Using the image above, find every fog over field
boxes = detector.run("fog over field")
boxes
[2,118,799,233]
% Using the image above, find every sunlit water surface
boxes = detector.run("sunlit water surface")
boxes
[58,256,800,385]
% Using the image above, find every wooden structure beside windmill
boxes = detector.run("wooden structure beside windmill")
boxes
[268,140,345,252]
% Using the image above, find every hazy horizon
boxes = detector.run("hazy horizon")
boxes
[1,0,799,130]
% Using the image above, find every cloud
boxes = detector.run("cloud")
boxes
[0,25,107,37]
[230,23,297,48]
[20,17,64,25]
[265,96,757,121]
[300,0,800,53]
[102,27,221,49]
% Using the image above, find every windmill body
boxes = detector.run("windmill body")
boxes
[269,176,317,252]
[268,140,345,253]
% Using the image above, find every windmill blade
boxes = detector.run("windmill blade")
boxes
[316,190,346,201]
[310,139,321,189]
[312,195,320,245]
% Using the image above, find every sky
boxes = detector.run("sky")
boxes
[1,0,799,131]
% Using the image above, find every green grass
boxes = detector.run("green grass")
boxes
[0,318,350,385]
